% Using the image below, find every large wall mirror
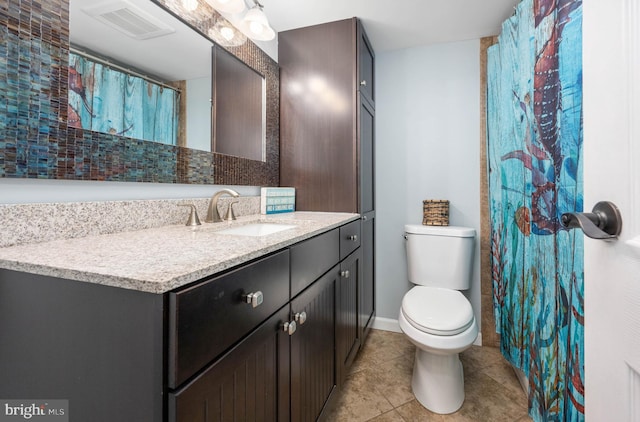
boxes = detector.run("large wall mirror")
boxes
[0,0,278,186]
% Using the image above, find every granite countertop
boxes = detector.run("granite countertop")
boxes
[0,212,359,294]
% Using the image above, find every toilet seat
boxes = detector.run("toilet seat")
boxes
[402,286,474,336]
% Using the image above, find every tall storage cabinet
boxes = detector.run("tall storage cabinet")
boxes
[279,17,376,376]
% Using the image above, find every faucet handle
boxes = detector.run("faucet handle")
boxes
[225,201,238,221]
[178,204,202,226]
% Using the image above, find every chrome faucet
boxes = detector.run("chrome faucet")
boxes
[206,188,240,223]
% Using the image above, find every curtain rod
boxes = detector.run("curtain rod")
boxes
[69,47,182,93]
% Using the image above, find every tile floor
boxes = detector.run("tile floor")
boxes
[328,329,532,421]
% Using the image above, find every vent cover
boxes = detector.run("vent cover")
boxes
[82,0,175,40]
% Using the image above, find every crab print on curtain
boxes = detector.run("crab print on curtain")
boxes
[487,0,584,420]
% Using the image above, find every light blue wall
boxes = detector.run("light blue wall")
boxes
[0,179,259,204]
[186,76,213,152]
[375,39,482,331]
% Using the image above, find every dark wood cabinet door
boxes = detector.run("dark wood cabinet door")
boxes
[336,250,362,385]
[360,214,375,342]
[358,23,375,107]
[290,266,338,422]
[169,305,291,422]
[359,97,375,214]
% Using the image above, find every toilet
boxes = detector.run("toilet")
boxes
[399,224,478,414]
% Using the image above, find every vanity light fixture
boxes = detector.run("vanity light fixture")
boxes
[240,0,275,41]
[205,0,246,14]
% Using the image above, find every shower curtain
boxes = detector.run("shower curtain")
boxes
[487,0,584,420]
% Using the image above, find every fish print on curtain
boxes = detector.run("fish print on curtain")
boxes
[487,0,584,420]
[68,53,179,146]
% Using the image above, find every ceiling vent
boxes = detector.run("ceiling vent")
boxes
[82,0,175,40]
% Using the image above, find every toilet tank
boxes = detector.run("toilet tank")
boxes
[404,224,475,290]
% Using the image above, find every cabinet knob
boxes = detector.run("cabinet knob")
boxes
[362,215,368,221]
[283,320,297,335]
[243,291,264,308]
[341,270,350,279]
[360,80,367,87]
[348,235,358,242]
[294,311,307,325]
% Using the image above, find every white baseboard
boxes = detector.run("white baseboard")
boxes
[372,317,484,346]
[473,332,482,346]
[371,317,402,333]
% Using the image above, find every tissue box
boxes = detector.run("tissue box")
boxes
[261,187,295,214]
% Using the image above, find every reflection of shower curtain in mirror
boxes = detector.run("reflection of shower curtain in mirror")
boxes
[487,0,584,420]
[68,53,178,146]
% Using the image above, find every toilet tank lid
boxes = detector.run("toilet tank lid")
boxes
[404,224,475,237]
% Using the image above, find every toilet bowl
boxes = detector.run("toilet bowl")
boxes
[399,286,478,414]
[400,224,477,414]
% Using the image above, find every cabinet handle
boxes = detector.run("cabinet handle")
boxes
[348,235,358,242]
[283,320,297,335]
[362,215,368,221]
[360,80,367,87]
[242,291,264,308]
[341,270,350,279]
[294,311,307,325]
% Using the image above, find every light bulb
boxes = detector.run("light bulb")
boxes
[182,0,198,11]
[220,26,235,41]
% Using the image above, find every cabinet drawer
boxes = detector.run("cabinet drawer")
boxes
[169,250,290,388]
[290,229,339,297]
[339,219,361,260]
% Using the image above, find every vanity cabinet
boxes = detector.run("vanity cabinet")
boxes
[280,16,376,356]
[0,219,360,422]
[170,230,344,422]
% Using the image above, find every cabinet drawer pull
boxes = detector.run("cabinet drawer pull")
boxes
[341,270,350,279]
[360,80,367,86]
[243,291,264,308]
[294,311,307,325]
[283,320,297,335]
[348,235,358,242]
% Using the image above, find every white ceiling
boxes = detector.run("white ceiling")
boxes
[261,0,518,52]
[69,0,519,82]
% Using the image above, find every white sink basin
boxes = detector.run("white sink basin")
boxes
[217,223,297,237]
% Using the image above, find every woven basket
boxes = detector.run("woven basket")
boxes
[422,200,449,226]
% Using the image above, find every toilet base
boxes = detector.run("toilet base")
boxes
[411,348,465,414]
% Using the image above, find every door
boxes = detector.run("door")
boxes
[290,267,338,422]
[336,250,361,385]
[357,21,375,106]
[359,97,375,214]
[360,213,375,342]
[583,1,640,420]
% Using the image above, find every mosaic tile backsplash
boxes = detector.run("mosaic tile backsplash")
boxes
[0,0,279,186]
